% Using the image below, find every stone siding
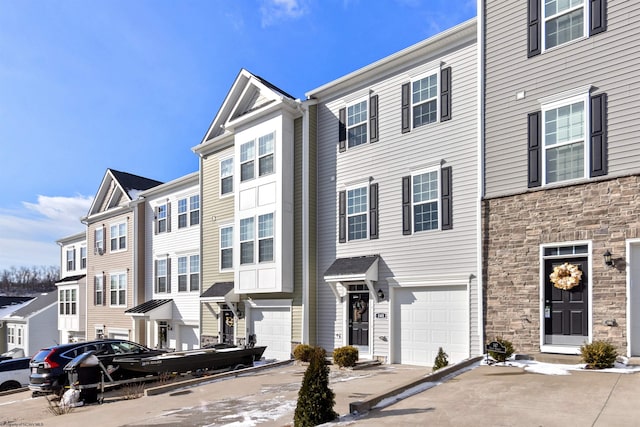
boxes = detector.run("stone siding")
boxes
[483,175,640,354]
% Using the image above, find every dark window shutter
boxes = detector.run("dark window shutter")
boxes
[370,94,379,143]
[528,0,541,57]
[102,273,107,305]
[72,248,76,270]
[590,93,607,177]
[369,183,378,239]
[402,176,412,235]
[440,67,452,121]
[154,207,158,235]
[339,191,346,243]
[167,258,172,293]
[528,111,542,187]
[166,202,172,232]
[441,167,453,230]
[94,276,98,305]
[338,108,346,152]
[154,260,158,293]
[401,83,411,133]
[590,0,607,35]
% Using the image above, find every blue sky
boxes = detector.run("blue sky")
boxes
[0,0,476,271]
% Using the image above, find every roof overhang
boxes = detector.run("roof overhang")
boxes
[324,255,379,301]
[124,299,172,320]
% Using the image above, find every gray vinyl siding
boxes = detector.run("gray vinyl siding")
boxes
[315,32,479,357]
[484,1,640,198]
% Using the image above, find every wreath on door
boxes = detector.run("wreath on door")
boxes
[353,300,368,321]
[225,316,234,327]
[549,262,582,290]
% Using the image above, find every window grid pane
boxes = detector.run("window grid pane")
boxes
[545,5,584,49]
[412,171,439,232]
[347,101,367,148]
[347,187,367,240]
[221,158,234,194]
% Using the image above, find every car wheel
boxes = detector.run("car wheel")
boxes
[0,381,21,392]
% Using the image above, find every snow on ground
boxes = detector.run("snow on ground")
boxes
[480,356,640,376]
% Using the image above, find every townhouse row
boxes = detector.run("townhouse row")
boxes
[48,0,640,365]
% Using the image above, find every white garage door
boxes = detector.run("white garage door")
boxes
[179,325,200,350]
[394,285,468,366]
[249,307,292,361]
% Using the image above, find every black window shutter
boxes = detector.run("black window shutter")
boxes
[590,0,607,35]
[528,111,542,187]
[401,83,411,133]
[154,207,158,235]
[528,0,541,57]
[154,260,158,293]
[338,108,346,152]
[370,94,379,143]
[339,191,346,243]
[590,93,607,177]
[440,67,452,121]
[94,276,98,305]
[167,258,172,293]
[402,176,412,235]
[441,167,453,230]
[167,202,172,232]
[102,273,107,305]
[369,183,379,239]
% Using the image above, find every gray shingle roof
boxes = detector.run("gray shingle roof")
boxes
[55,274,86,284]
[109,169,163,199]
[324,255,379,277]
[0,296,34,309]
[200,282,234,298]
[9,292,57,318]
[124,299,172,314]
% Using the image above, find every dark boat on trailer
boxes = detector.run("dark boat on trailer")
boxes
[113,345,267,375]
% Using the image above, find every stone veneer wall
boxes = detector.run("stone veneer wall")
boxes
[483,175,640,354]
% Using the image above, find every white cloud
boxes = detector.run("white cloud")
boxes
[0,195,92,270]
[260,0,309,28]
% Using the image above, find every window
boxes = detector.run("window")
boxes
[95,275,104,305]
[528,0,606,56]
[66,248,75,271]
[402,167,452,235]
[80,246,87,269]
[258,213,274,262]
[110,222,126,251]
[347,186,368,240]
[177,255,199,292]
[59,289,77,315]
[110,273,127,306]
[240,217,254,264]
[157,204,168,233]
[7,327,14,344]
[220,226,233,270]
[189,195,200,225]
[17,328,22,346]
[95,227,104,254]
[220,157,234,195]
[178,199,187,228]
[258,133,275,176]
[528,91,606,187]
[240,141,255,182]
[544,0,586,50]
[347,100,367,148]
[412,72,438,128]
[156,259,168,293]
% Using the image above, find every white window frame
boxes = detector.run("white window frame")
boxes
[240,140,255,182]
[109,272,127,307]
[189,254,200,292]
[240,217,255,265]
[80,246,87,269]
[157,204,168,233]
[220,156,234,196]
[542,0,587,52]
[411,69,440,129]
[59,288,77,315]
[17,327,22,346]
[7,327,14,344]
[220,225,233,271]
[95,275,104,305]
[189,195,200,226]
[177,254,200,292]
[66,248,75,271]
[110,222,127,252]
[258,132,275,176]
[411,166,441,233]
[95,227,104,254]
[156,259,168,293]
[346,99,368,149]
[258,213,275,263]
[541,92,589,185]
[346,184,368,241]
[178,198,188,229]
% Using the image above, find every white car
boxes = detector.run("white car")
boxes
[0,357,30,392]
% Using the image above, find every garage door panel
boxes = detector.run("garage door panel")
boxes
[395,285,468,366]
[250,307,291,361]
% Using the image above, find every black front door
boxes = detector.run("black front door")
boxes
[544,258,588,346]
[222,308,235,345]
[349,292,369,346]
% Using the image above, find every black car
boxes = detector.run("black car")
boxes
[29,339,165,394]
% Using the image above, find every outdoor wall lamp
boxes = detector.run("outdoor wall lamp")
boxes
[377,289,385,301]
[604,250,614,267]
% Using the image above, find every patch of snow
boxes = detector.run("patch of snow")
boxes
[481,357,640,375]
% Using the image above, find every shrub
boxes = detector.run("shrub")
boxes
[581,340,618,369]
[294,346,337,427]
[433,347,449,371]
[332,346,358,368]
[488,337,515,363]
[293,344,314,362]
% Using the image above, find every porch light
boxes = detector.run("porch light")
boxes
[604,250,614,267]
[377,289,385,301]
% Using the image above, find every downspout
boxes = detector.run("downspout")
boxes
[476,4,486,355]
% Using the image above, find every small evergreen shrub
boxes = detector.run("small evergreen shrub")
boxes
[581,340,618,369]
[488,337,515,363]
[433,347,449,371]
[293,344,314,362]
[332,346,358,368]
[294,346,338,427]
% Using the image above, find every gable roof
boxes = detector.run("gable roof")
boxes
[7,292,57,319]
[193,69,300,155]
[0,296,34,309]
[86,168,163,217]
